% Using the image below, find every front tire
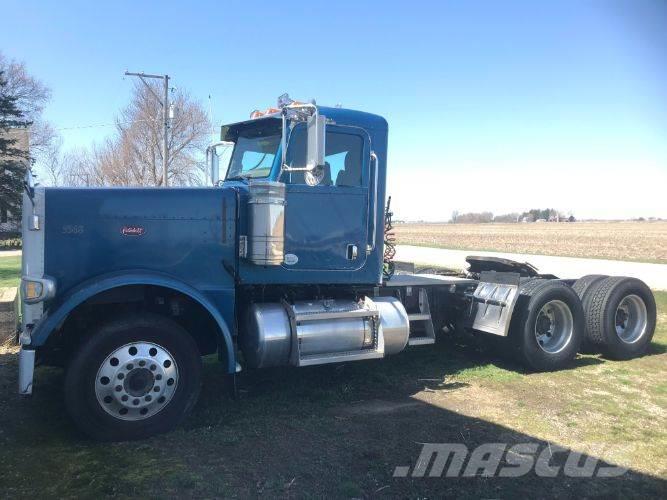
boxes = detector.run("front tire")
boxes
[65,313,202,441]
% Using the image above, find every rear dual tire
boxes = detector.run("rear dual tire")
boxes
[571,274,608,353]
[508,279,584,371]
[581,276,656,360]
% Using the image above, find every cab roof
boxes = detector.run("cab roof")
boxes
[220,105,387,141]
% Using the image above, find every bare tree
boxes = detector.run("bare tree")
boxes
[65,81,211,187]
[0,52,51,122]
[41,136,65,186]
[62,148,94,187]
[454,212,495,224]
[30,120,58,164]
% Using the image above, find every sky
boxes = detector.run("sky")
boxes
[1,0,666,220]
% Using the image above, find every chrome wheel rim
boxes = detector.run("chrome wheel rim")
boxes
[615,294,647,344]
[95,342,178,421]
[534,300,574,354]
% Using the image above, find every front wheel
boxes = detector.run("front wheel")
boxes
[65,313,202,441]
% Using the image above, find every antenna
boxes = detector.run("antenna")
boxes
[208,94,215,143]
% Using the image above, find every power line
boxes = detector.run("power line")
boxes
[55,118,158,132]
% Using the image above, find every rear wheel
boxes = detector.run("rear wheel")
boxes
[583,277,656,360]
[65,313,202,441]
[572,274,608,302]
[571,274,608,353]
[509,280,584,371]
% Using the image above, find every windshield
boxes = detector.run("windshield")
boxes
[225,121,281,180]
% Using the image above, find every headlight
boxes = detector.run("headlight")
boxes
[21,277,56,304]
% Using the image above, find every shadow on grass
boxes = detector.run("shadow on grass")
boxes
[646,341,667,356]
[0,339,664,498]
[448,334,607,374]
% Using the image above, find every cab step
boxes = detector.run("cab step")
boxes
[408,313,431,321]
[406,287,436,346]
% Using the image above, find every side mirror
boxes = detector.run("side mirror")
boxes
[281,107,326,177]
[206,142,234,185]
[24,168,35,199]
[306,112,326,170]
[208,147,219,185]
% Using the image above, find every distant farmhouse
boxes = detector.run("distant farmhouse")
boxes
[0,126,29,233]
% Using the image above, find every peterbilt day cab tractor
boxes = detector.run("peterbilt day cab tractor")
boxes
[17,98,657,440]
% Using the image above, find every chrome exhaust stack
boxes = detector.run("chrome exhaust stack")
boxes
[247,180,286,266]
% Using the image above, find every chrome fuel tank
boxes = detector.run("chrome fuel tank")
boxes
[242,297,409,369]
[292,300,375,356]
[243,302,292,369]
[374,296,410,355]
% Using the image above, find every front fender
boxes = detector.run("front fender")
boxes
[30,270,236,373]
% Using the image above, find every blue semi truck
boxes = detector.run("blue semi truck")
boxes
[17,99,656,440]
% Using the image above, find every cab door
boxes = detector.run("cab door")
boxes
[281,125,370,271]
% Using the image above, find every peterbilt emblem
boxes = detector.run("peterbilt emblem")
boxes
[121,226,145,236]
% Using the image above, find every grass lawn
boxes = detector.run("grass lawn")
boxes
[0,255,21,288]
[0,281,665,496]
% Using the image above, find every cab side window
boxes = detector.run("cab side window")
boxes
[283,126,364,187]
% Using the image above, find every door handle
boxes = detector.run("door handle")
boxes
[347,244,358,260]
[367,151,379,253]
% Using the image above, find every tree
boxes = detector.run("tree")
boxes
[451,210,459,223]
[0,71,31,224]
[65,82,210,187]
[453,211,494,223]
[0,52,53,161]
[493,212,520,223]
[41,136,65,186]
[0,52,53,222]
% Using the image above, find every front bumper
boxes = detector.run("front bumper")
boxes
[18,346,35,395]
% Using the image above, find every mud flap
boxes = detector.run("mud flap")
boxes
[465,271,521,337]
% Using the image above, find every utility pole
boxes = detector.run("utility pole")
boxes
[124,71,170,187]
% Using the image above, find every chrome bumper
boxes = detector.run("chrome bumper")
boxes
[18,347,35,395]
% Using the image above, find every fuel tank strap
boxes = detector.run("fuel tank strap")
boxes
[293,308,379,322]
